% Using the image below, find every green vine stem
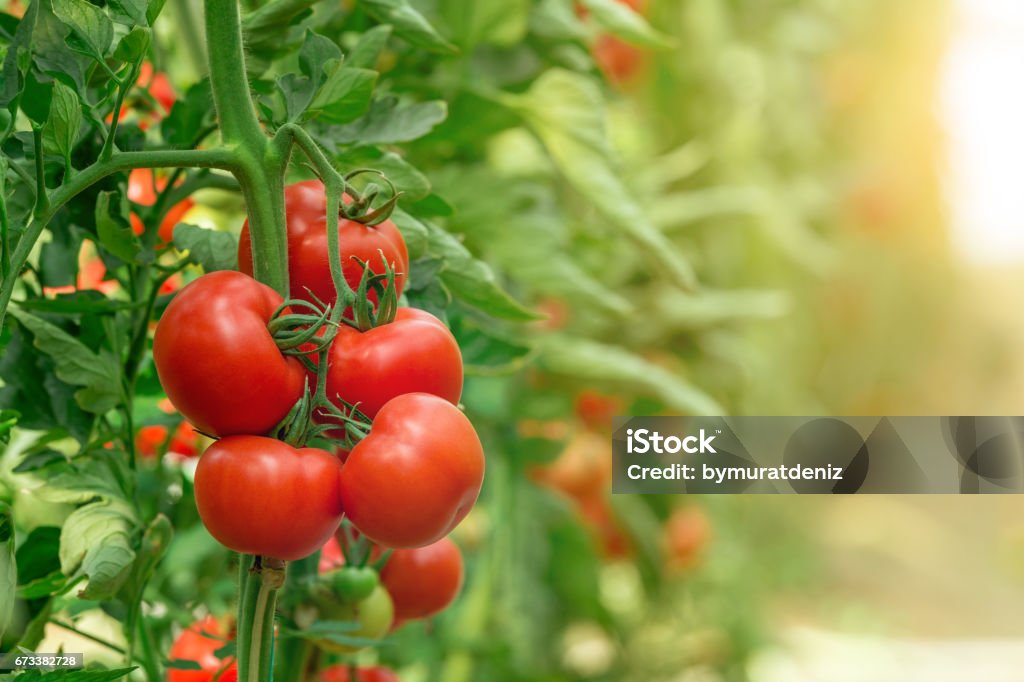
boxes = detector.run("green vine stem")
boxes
[0,147,235,329]
[205,0,291,297]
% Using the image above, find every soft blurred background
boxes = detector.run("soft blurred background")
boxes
[8,0,1024,679]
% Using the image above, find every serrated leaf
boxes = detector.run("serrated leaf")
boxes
[51,0,113,59]
[61,497,137,599]
[309,66,377,124]
[113,26,151,62]
[360,0,457,54]
[8,309,123,413]
[536,335,723,414]
[453,319,532,375]
[331,97,446,145]
[579,0,674,48]
[96,189,140,262]
[503,69,696,291]
[21,71,53,126]
[347,25,391,69]
[438,0,528,48]
[298,29,341,81]
[17,666,137,681]
[108,0,149,26]
[426,222,539,321]
[44,79,81,160]
[172,223,238,272]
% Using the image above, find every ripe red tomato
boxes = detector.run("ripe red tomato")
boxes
[167,616,237,682]
[128,168,194,243]
[321,307,462,419]
[320,666,401,682]
[238,180,408,309]
[662,506,711,571]
[380,538,463,620]
[340,393,484,548]
[153,271,306,436]
[319,536,345,573]
[135,424,168,459]
[42,244,119,296]
[194,435,344,560]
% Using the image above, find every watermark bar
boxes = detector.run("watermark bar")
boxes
[612,417,1024,494]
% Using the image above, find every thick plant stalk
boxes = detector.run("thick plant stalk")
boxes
[204,0,291,297]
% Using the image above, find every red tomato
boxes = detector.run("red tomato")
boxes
[136,424,168,459]
[320,666,401,682]
[167,616,237,682]
[594,35,644,84]
[662,506,711,571]
[128,168,195,243]
[238,180,409,310]
[380,538,463,620]
[42,245,120,296]
[530,431,611,502]
[170,420,199,457]
[137,62,176,116]
[321,308,462,419]
[194,436,344,560]
[153,271,306,436]
[340,393,484,548]
[574,390,623,431]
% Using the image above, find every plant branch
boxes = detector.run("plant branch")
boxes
[204,0,265,148]
[0,147,236,329]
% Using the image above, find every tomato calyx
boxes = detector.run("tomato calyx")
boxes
[338,169,402,227]
[266,296,336,360]
[347,254,400,331]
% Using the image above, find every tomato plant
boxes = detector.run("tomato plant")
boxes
[0,0,869,677]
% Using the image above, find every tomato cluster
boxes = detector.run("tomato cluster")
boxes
[153,180,484,657]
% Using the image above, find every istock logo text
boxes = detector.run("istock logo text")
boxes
[626,428,717,454]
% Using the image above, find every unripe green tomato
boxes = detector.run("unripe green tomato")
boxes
[333,566,379,603]
[314,585,393,653]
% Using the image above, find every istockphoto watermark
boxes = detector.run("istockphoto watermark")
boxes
[612,417,1024,494]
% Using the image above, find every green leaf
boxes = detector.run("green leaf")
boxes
[360,0,457,54]
[331,97,446,145]
[578,0,674,48]
[62,497,137,599]
[0,503,15,641]
[15,667,138,681]
[44,79,81,162]
[96,189,140,262]
[161,79,214,148]
[165,660,204,671]
[536,334,723,414]
[20,71,53,126]
[453,319,533,375]
[17,570,68,599]
[426,222,539,321]
[389,208,429,259]
[0,409,16,445]
[172,223,238,272]
[8,309,123,413]
[438,0,529,48]
[146,0,168,24]
[51,0,114,60]
[298,29,341,82]
[308,66,377,124]
[503,69,697,291]
[107,0,149,26]
[346,25,391,69]
[120,514,172,606]
[113,26,152,62]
